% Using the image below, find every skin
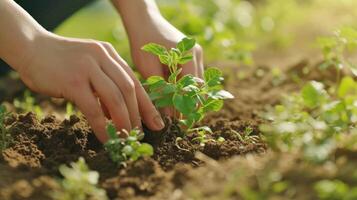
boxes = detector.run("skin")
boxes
[0,0,203,143]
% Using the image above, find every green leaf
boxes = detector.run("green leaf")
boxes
[146,76,165,85]
[173,94,196,115]
[159,54,170,65]
[204,67,223,87]
[141,43,167,56]
[163,84,176,94]
[201,99,224,112]
[338,76,357,98]
[155,96,173,108]
[137,143,154,156]
[301,81,326,108]
[177,74,197,88]
[208,90,234,99]
[177,37,196,53]
[179,55,194,64]
[106,123,117,139]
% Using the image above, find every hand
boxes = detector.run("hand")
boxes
[116,1,204,115]
[17,32,165,142]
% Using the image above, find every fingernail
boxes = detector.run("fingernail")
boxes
[154,115,165,130]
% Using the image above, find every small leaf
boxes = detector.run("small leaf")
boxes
[177,37,196,53]
[137,143,154,156]
[201,99,224,112]
[208,90,234,99]
[178,75,196,87]
[142,43,167,56]
[106,123,117,139]
[159,54,170,65]
[155,96,173,108]
[338,76,357,97]
[146,76,165,85]
[204,67,223,87]
[173,94,196,115]
[179,55,194,64]
[301,81,326,108]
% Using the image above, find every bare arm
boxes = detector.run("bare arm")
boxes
[0,0,164,142]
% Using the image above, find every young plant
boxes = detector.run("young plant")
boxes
[260,77,357,162]
[13,90,43,118]
[52,157,108,200]
[142,37,234,130]
[104,122,153,165]
[0,104,11,151]
[317,27,357,82]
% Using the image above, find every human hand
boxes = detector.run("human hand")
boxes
[17,32,165,142]
[116,1,204,116]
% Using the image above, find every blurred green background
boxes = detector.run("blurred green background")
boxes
[56,0,357,67]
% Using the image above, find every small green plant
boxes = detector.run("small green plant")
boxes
[52,157,108,200]
[317,27,357,82]
[260,77,357,162]
[231,126,260,144]
[104,122,153,165]
[142,37,234,131]
[13,90,43,118]
[0,104,11,151]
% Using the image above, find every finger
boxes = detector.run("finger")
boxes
[89,65,132,132]
[72,84,108,143]
[134,49,166,79]
[101,44,165,131]
[195,45,204,78]
[98,44,142,130]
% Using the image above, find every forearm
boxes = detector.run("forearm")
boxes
[111,0,165,40]
[0,0,47,71]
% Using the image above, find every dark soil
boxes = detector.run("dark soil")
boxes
[0,60,338,200]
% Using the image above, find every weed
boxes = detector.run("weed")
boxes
[0,104,11,151]
[52,157,108,200]
[142,37,234,132]
[104,122,153,166]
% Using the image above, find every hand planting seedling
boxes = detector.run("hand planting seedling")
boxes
[104,122,153,165]
[52,157,108,200]
[0,104,11,152]
[142,37,234,132]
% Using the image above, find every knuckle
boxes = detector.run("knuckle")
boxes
[88,41,105,54]
[122,79,135,93]
[193,44,203,53]
[100,41,113,49]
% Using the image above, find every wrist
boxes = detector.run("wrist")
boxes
[113,0,163,36]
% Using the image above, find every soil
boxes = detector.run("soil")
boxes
[0,60,342,200]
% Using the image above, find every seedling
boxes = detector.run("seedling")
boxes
[232,126,260,143]
[317,27,357,83]
[0,104,11,151]
[104,122,153,166]
[260,77,357,162]
[142,37,234,131]
[191,126,215,146]
[13,90,43,118]
[52,157,108,200]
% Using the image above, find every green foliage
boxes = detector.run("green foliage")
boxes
[260,77,357,162]
[0,104,11,151]
[314,179,357,200]
[52,157,108,200]
[104,122,153,165]
[143,37,234,129]
[13,90,43,118]
[317,27,357,77]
